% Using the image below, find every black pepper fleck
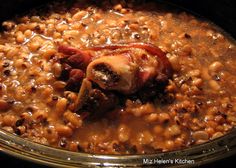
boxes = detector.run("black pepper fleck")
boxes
[113,143,122,152]
[14,128,21,135]
[3,69,11,76]
[52,95,59,101]
[31,86,37,93]
[184,33,191,39]
[81,23,87,27]
[214,75,221,81]
[134,33,140,39]
[15,118,25,127]
[77,144,84,152]
[59,138,67,148]
[2,61,10,67]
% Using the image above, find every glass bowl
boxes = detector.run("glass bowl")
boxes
[1,127,236,167]
[0,0,236,167]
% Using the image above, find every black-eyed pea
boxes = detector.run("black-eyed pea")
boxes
[43,126,58,143]
[158,112,170,124]
[175,137,184,146]
[208,80,220,91]
[201,67,211,80]
[55,124,73,137]
[227,115,236,123]
[145,113,159,122]
[153,125,164,134]
[41,87,53,98]
[16,31,25,43]
[168,54,180,71]
[118,124,130,142]
[166,124,181,137]
[195,139,208,144]
[52,63,62,78]
[188,69,201,77]
[0,99,11,111]
[32,110,48,121]
[53,81,67,90]
[20,112,32,120]
[113,4,122,11]
[24,29,33,38]
[164,140,175,150]
[192,130,209,141]
[192,78,203,87]
[212,132,223,139]
[56,24,69,32]
[15,125,26,135]
[63,111,82,128]
[208,61,223,75]
[6,47,19,58]
[28,41,38,52]
[137,131,154,145]
[2,115,17,126]
[72,11,87,20]
[42,48,56,60]
[55,98,68,115]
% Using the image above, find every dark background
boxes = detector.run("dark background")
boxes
[0,0,236,167]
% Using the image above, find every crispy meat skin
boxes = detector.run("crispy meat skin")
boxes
[57,42,173,118]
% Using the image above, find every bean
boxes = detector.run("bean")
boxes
[158,113,170,123]
[28,41,40,52]
[56,24,69,32]
[64,111,82,128]
[2,115,17,126]
[212,132,223,139]
[165,140,175,150]
[52,63,62,78]
[205,127,215,135]
[32,110,48,121]
[6,47,19,58]
[0,99,11,111]
[72,11,87,20]
[53,32,61,39]
[43,127,58,143]
[2,21,15,31]
[201,67,211,80]
[55,98,68,115]
[55,124,73,137]
[168,54,180,71]
[42,48,56,60]
[41,87,53,98]
[137,131,154,144]
[145,113,159,122]
[24,29,32,38]
[208,61,223,74]
[114,4,123,11]
[209,80,220,91]
[118,124,130,142]
[20,112,32,120]
[16,31,25,43]
[153,125,164,134]
[166,125,181,137]
[53,81,66,90]
[15,125,26,135]
[188,69,201,77]
[227,115,236,123]
[192,131,209,141]
[192,78,203,87]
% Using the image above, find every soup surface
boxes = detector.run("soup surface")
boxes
[0,0,236,154]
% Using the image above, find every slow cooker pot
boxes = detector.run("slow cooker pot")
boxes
[0,0,236,167]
